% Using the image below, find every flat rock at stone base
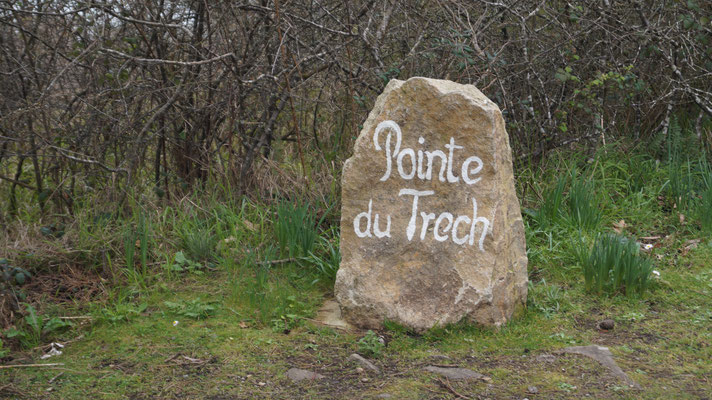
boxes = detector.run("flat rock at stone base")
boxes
[348,353,380,374]
[423,366,490,381]
[558,345,640,389]
[314,299,352,331]
[285,368,325,382]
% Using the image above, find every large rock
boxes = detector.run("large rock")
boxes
[335,77,527,332]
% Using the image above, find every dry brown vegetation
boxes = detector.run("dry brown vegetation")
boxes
[1,0,711,214]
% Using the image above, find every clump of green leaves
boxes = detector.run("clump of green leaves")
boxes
[96,302,147,325]
[357,330,385,358]
[528,279,565,318]
[181,227,216,262]
[580,234,654,297]
[164,299,217,319]
[270,295,308,333]
[1,258,31,286]
[567,172,601,231]
[5,304,73,348]
[535,175,567,228]
[275,201,317,258]
[169,251,206,274]
[0,338,8,357]
[303,231,340,284]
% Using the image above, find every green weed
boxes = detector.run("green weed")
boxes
[358,330,385,358]
[275,201,317,258]
[535,174,567,229]
[4,304,73,348]
[181,227,216,262]
[164,299,218,320]
[566,171,601,231]
[96,302,148,325]
[302,227,340,284]
[580,233,654,297]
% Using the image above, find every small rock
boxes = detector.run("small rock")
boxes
[598,319,615,330]
[361,377,370,382]
[348,353,380,374]
[285,367,325,382]
[257,382,266,387]
[527,385,539,394]
[423,366,489,381]
[376,395,392,399]
[536,354,556,363]
[355,367,364,373]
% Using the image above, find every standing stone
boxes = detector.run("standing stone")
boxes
[335,77,527,332]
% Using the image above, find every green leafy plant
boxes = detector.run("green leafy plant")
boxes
[535,175,567,228]
[567,172,601,231]
[357,330,385,358]
[303,233,340,284]
[181,227,216,262]
[5,304,73,348]
[580,234,654,297]
[698,157,712,233]
[0,338,8,357]
[164,299,217,319]
[169,251,205,274]
[0,258,31,286]
[97,302,148,325]
[275,201,317,258]
[527,279,565,318]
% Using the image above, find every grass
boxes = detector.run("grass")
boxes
[580,233,654,297]
[1,140,711,399]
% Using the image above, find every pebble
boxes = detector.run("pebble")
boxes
[527,385,539,394]
[598,319,615,330]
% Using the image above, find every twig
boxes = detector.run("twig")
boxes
[48,372,64,384]
[0,363,64,369]
[436,377,472,399]
[257,258,296,265]
[100,48,234,66]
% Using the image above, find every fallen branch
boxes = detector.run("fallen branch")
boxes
[436,377,472,399]
[0,363,64,369]
[257,258,296,265]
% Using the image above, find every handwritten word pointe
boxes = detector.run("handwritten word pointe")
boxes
[373,120,483,185]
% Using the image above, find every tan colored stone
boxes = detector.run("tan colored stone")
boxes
[335,77,527,332]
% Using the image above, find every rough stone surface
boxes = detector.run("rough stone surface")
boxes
[335,77,528,332]
[423,366,490,381]
[559,345,640,388]
[315,299,352,331]
[348,353,380,374]
[285,368,324,382]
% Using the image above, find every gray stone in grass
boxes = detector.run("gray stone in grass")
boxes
[559,345,640,389]
[285,367,324,382]
[423,366,490,381]
[535,353,556,363]
[348,353,380,374]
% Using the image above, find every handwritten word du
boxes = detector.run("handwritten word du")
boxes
[353,190,490,251]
